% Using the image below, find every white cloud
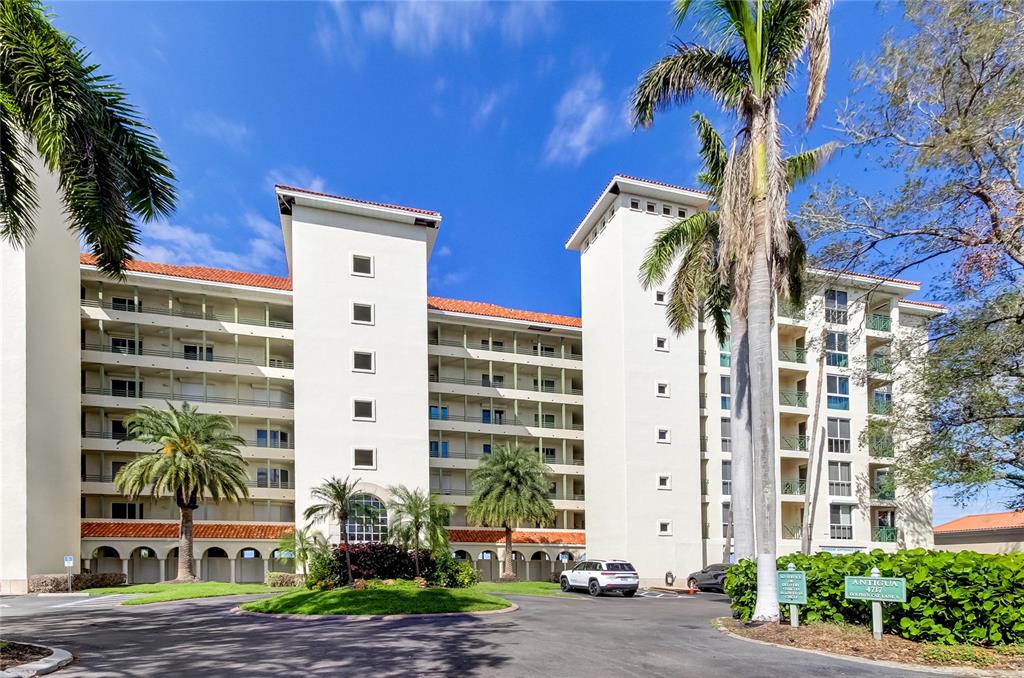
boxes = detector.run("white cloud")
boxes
[543,72,622,166]
[436,244,452,257]
[317,1,555,61]
[472,86,513,128]
[264,166,326,193]
[136,211,284,273]
[183,112,249,150]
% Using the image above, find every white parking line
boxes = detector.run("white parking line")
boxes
[50,594,132,608]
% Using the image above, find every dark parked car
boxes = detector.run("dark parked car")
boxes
[686,563,732,592]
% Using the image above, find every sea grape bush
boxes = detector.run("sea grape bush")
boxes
[725,549,1024,645]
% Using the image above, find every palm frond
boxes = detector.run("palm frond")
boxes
[467,444,554,529]
[803,0,833,126]
[785,141,839,187]
[691,111,728,196]
[760,0,816,98]
[0,90,39,246]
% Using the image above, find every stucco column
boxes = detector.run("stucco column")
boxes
[263,557,270,583]
[196,559,202,581]
[229,558,236,583]
[158,558,166,582]
[121,558,129,580]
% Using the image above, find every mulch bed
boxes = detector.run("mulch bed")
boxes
[721,619,1024,671]
[0,641,52,670]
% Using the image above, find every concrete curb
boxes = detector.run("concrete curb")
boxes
[712,618,1020,678]
[0,643,73,678]
[229,601,518,622]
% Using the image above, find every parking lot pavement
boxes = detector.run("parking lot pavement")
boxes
[0,591,939,677]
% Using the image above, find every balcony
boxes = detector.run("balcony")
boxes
[869,355,892,373]
[871,487,896,502]
[428,412,584,431]
[700,436,708,453]
[779,391,808,408]
[427,337,582,361]
[81,429,295,449]
[780,479,806,495]
[869,438,895,458]
[778,347,807,364]
[867,314,892,332]
[778,302,805,320]
[869,399,892,415]
[81,475,294,490]
[780,435,808,452]
[871,526,898,542]
[699,393,708,409]
[81,387,294,410]
[428,375,582,396]
[80,299,292,330]
[782,524,804,540]
[81,343,294,370]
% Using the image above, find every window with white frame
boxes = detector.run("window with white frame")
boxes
[352,351,374,373]
[720,375,731,410]
[353,399,375,421]
[825,289,849,324]
[630,198,640,210]
[827,375,850,410]
[657,474,672,490]
[658,520,672,535]
[722,502,732,538]
[352,303,374,324]
[646,202,656,213]
[353,448,376,469]
[656,381,670,397]
[827,417,851,453]
[830,504,853,539]
[662,204,672,216]
[346,494,387,542]
[722,460,732,495]
[655,336,669,351]
[826,331,849,367]
[656,428,671,443]
[654,290,667,304]
[828,461,852,496]
[352,254,374,277]
[677,207,687,218]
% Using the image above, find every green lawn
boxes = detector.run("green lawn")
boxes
[88,582,292,605]
[240,581,511,616]
[472,581,571,598]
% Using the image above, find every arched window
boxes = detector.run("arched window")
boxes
[346,494,387,543]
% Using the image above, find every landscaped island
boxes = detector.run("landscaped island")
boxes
[88,582,294,605]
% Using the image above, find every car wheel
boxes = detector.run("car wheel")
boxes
[622,590,636,598]
[588,580,602,597]
[687,578,699,591]
[560,577,571,592]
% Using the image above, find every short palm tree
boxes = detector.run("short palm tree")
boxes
[632,0,833,621]
[115,402,249,581]
[303,476,377,585]
[386,485,454,576]
[467,444,555,580]
[276,526,328,577]
[639,112,832,561]
[0,0,176,275]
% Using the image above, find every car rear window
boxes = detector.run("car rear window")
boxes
[604,563,636,572]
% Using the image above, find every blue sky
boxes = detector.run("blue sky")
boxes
[50,1,1007,523]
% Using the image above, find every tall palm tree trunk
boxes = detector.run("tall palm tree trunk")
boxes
[176,504,197,581]
[730,312,756,561]
[501,524,515,580]
[748,122,780,622]
[340,516,354,585]
[801,329,829,554]
[413,532,421,577]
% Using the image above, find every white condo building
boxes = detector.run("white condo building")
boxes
[0,175,938,593]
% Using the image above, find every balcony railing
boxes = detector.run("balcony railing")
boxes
[780,435,808,451]
[428,375,582,395]
[825,308,849,325]
[81,343,293,369]
[830,524,853,540]
[782,524,804,539]
[698,350,706,366]
[699,393,708,409]
[870,399,892,415]
[867,314,892,332]
[869,439,895,458]
[829,481,852,497]
[433,488,474,496]
[778,347,807,364]
[872,526,898,542]
[80,473,294,489]
[700,436,708,452]
[81,387,295,409]
[81,299,293,329]
[428,412,584,430]
[80,430,295,449]
[781,479,807,495]
[869,356,892,373]
[427,337,582,361]
[779,390,809,407]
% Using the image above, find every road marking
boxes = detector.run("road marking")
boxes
[50,594,132,608]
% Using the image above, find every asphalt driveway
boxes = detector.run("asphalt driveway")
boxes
[0,591,944,677]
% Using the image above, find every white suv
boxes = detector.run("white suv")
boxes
[560,560,639,597]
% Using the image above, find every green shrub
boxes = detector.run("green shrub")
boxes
[430,552,479,588]
[724,549,1024,646]
[266,572,305,588]
[306,550,340,590]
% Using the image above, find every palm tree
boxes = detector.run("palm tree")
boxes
[303,476,377,585]
[639,112,833,562]
[386,485,454,576]
[115,402,249,581]
[276,526,328,577]
[0,0,176,276]
[467,444,555,580]
[632,0,833,621]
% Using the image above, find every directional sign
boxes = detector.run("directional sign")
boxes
[844,575,906,603]
[64,555,74,567]
[777,569,807,605]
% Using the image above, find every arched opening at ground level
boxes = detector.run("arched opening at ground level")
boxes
[128,546,161,583]
[476,550,498,582]
[235,547,264,583]
[203,547,230,582]
[269,549,293,574]
[91,546,123,576]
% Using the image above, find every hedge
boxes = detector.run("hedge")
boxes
[265,572,305,588]
[724,549,1024,646]
[307,543,437,589]
[29,572,127,592]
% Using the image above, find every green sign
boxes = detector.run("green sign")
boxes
[844,575,907,603]
[777,570,807,605]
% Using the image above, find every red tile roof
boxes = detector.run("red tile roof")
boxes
[80,253,292,291]
[428,296,581,328]
[934,511,1024,534]
[902,299,946,310]
[275,184,440,217]
[448,529,586,546]
[80,521,293,540]
[810,266,920,287]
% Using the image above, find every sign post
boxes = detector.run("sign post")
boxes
[776,563,807,628]
[63,555,75,593]
[844,567,907,640]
